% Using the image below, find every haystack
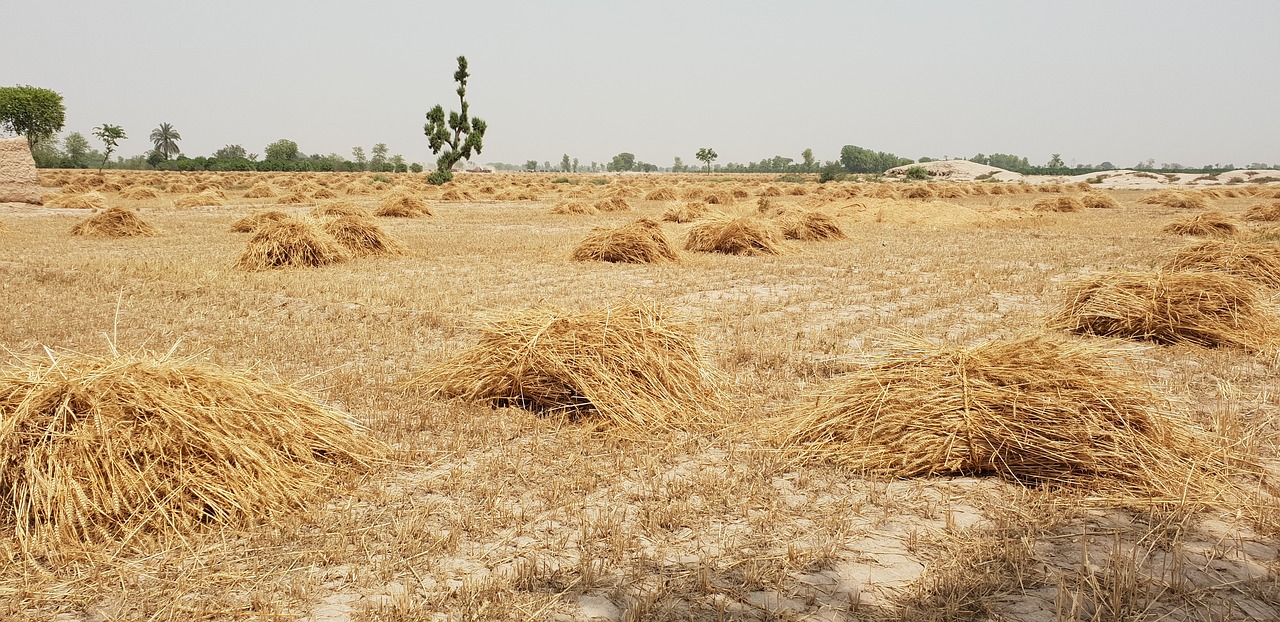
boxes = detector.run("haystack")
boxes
[1160,240,1280,287]
[1244,202,1280,222]
[774,209,848,241]
[321,215,404,257]
[1031,196,1085,212]
[230,210,292,233]
[901,185,936,199]
[0,136,42,204]
[45,192,108,209]
[1161,212,1237,236]
[119,186,162,200]
[661,201,709,223]
[375,192,431,217]
[412,301,723,430]
[1049,271,1277,350]
[1141,190,1209,210]
[173,191,226,209]
[243,182,277,199]
[0,351,385,555]
[593,196,631,212]
[1081,193,1120,209]
[758,185,782,197]
[69,207,158,238]
[685,215,787,256]
[703,190,734,205]
[236,219,347,270]
[768,335,1219,493]
[551,200,597,215]
[312,202,371,218]
[571,219,678,264]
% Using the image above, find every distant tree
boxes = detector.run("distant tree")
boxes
[0,85,65,147]
[801,148,815,172]
[560,153,571,172]
[351,146,367,171]
[524,160,538,172]
[1047,153,1065,168]
[607,152,635,172]
[146,150,166,168]
[91,123,126,172]
[149,122,181,160]
[264,139,299,162]
[695,147,717,172]
[918,156,934,163]
[424,55,488,185]
[214,144,247,160]
[672,156,685,172]
[64,132,91,168]
[370,143,389,171]
[818,161,845,183]
[1099,161,1115,170]
[839,145,910,174]
[572,157,579,173]
[409,162,424,173]
[390,154,407,173]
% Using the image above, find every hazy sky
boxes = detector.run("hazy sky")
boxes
[5,0,1277,168]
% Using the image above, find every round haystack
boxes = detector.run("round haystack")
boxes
[69,207,158,238]
[661,201,709,223]
[758,185,782,197]
[1161,212,1238,236]
[321,215,405,257]
[1244,202,1280,222]
[312,202,372,218]
[774,209,848,241]
[276,191,312,205]
[45,192,108,210]
[412,301,724,430]
[1031,196,1085,212]
[375,192,431,217]
[901,185,936,199]
[119,186,162,200]
[1160,240,1280,287]
[551,200,598,215]
[684,215,787,256]
[703,190,734,205]
[313,188,337,199]
[243,182,277,199]
[440,189,472,201]
[173,191,227,209]
[1049,271,1277,350]
[230,210,293,233]
[593,197,631,212]
[235,219,347,270]
[768,335,1218,493]
[1081,193,1120,209]
[1141,190,1209,210]
[0,351,385,555]
[571,218,678,264]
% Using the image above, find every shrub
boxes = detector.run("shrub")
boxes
[904,166,930,181]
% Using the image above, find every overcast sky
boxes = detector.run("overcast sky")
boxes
[5,0,1277,168]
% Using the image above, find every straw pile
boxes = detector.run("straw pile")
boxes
[321,215,404,257]
[703,190,734,205]
[1161,212,1238,236]
[69,207,158,238]
[1141,190,1209,210]
[661,202,709,223]
[119,186,162,200]
[0,351,386,556]
[236,219,347,270]
[759,186,782,197]
[1031,196,1085,212]
[571,219,678,264]
[375,192,431,217]
[551,200,597,215]
[593,197,631,212]
[45,192,108,209]
[312,202,371,218]
[1081,193,1120,209]
[230,210,292,233]
[173,191,226,209]
[902,185,936,199]
[244,183,277,198]
[685,215,787,256]
[412,301,724,430]
[1049,271,1277,350]
[769,335,1220,493]
[774,209,848,241]
[1244,202,1280,222]
[276,191,311,205]
[1160,240,1280,287]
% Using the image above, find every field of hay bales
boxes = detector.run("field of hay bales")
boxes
[2,170,1280,621]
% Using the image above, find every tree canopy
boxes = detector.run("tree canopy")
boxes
[0,85,65,146]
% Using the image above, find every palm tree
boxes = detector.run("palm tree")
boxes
[149,122,181,160]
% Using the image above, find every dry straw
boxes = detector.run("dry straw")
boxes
[69,207,158,238]
[118,186,162,200]
[412,301,725,431]
[660,201,709,223]
[173,191,226,209]
[1081,193,1120,209]
[592,197,631,212]
[773,209,848,241]
[229,210,292,233]
[1049,270,1277,350]
[551,200,597,215]
[769,335,1235,497]
[1031,196,1085,212]
[45,192,108,210]
[571,218,678,264]
[1244,202,1280,222]
[243,182,277,198]
[1141,190,1209,209]
[685,214,788,256]
[236,219,347,270]
[321,215,404,257]
[1160,240,1280,287]
[375,192,432,217]
[1161,212,1237,236]
[0,350,386,557]
[312,202,371,218]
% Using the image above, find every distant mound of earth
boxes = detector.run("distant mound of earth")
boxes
[885,160,1021,182]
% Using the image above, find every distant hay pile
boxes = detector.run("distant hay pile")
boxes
[1031,196,1085,212]
[571,218,678,264]
[685,215,787,256]
[703,190,734,205]
[119,186,162,200]
[774,209,848,241]
[236,219,347,270]
[0,136,42,204]
[1244,202,1280,222]
[1081,193,1120,209]
[551,200,597,215]
[661,201,709,223]
[1141,190,1209,210]
[1161,212,1237,236]
[173,191,226,209]
[644,187,678,201]
[69,207,158,238]
[276,191,311,205]
[0,351,385,555]
[1049,271,1277,350]
[243,183,277,198]
[312,202,371,218]
[901,185,936,199]
[45,192,108,210]
[375,192,431,217]
[758,185,782,197]
[321,215,404,257]
[412,301,724,430]
[768,335,1219,494]
[230,210,291,233]
[593,196,631,212]
[1160,240,1280,287]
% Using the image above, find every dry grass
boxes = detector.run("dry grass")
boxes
[1049,270,1278,350]
[69,207,158,238]
[551,200,597,215]
[1161,211,1238,236]
[235,219,348,270]
[229,210,292,233]
[119,186,162,200]
[45,192,108,209]
[1031,196,1085,212]
[243,183,276,199]
[660,201,709,223]
[1244,202,1280,222]
[1161,240,1280,287]
[684,214,788,256]
[412,301,724,431]
[643,187,678,201]
[1141,190,1209,209]
[570,218,679,264]
[773,209,848,241]
[375,192,431,218]
[311,202,371,218]
[592,196,631,212]
[1081,193,1120,209]
[173,191,227,209]
[321,215,404,257]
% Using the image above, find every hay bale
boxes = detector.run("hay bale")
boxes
[1049,271,1277,350]
[551,200,598,215]
[768,335,1218,492]
[230,210,292,233]
[0,351,385,555]
[312,202,371,218]
[375,192,431,217]
[69,207,158,238]
[774,210,848,241]
[571,218,678,264]
[1141,190,1209,209]
[1244,202,1280,222]
[321,215,404,257]
[593,196,631,212]
[685,215,787,256]
[45,192,108,210]
[119,186,162,200]
[0,136,42,205]
[412,301,723,430]
[644,187,678,201]
[1160,240,1280,287]
[661,202,709,223]
[1081,193,1120,209]
[1161,212,1238,236]
[235,219,347,270]
[1031,196,1085,212]
[243,182,277,198]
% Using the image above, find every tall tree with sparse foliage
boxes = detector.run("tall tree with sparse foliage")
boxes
[0,85,65,147]
[424,55,487,185]
[91,123,126,172]
[149,122,181,160]
[695,147,717,173]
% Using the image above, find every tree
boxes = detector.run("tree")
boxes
[695,147,717,173]
[91,123,126,172]
[264,139,299,162]
[1099,161,1116,170]
[370,143,389,171]
[672,156,685,172]
[390,154,407,173]
[801,148,815,172]
[561,153,571,172]
[607,152,635,172]
[424,55,488,185]
[409,162,424,173]
[524,160,538,172]
[149,122,181,160]
[214,144,247,160]
[146,150,166,168]
[64,132,91,168]
[572,157,579,173]
[0,85,65,147]
[839,145,911,174]
[351,146,367,171]
[1047,153,1065,168]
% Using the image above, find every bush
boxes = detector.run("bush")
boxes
[409,163,424,173]
[588,178,608,186]
[776,174,806,184]
[817,163,846,183]
[427,169,452,185]
[904,166,930,181]
[552,177,577,185]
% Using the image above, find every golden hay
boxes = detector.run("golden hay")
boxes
[69,207,158,238]
[1160,240,1280,287]
[593,196,631,212]
[1244,202,1280,222]
[235,219,347,270]
[660,201,709,223]
[0,351,385,555]
[684,215,788,256]
[758,185,782,197]
[276,191,311,205]
[1081,193,1120,209]
[551,200,598,215]
[440,189,472,201]
[45,192,108,210]
[703,190,734,205]
[787,185,809,196]
[118,186,162,200]
[1161,212,1238,236]
[375,192,432,217]
[1031,196,1085,212]
[411,301,723,430]
[311,202,371,218]
[243,183,277,198]
[774,210,848,241]
[570,218,678,264]
[312,188,337,199]
[769,335,1224,494]
[321,215,405,257]
[1049,271,1277,350]
[173,191,226,209]
[1140,190,1209,209]
[230,210,292,233]
[901,185,936,199]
